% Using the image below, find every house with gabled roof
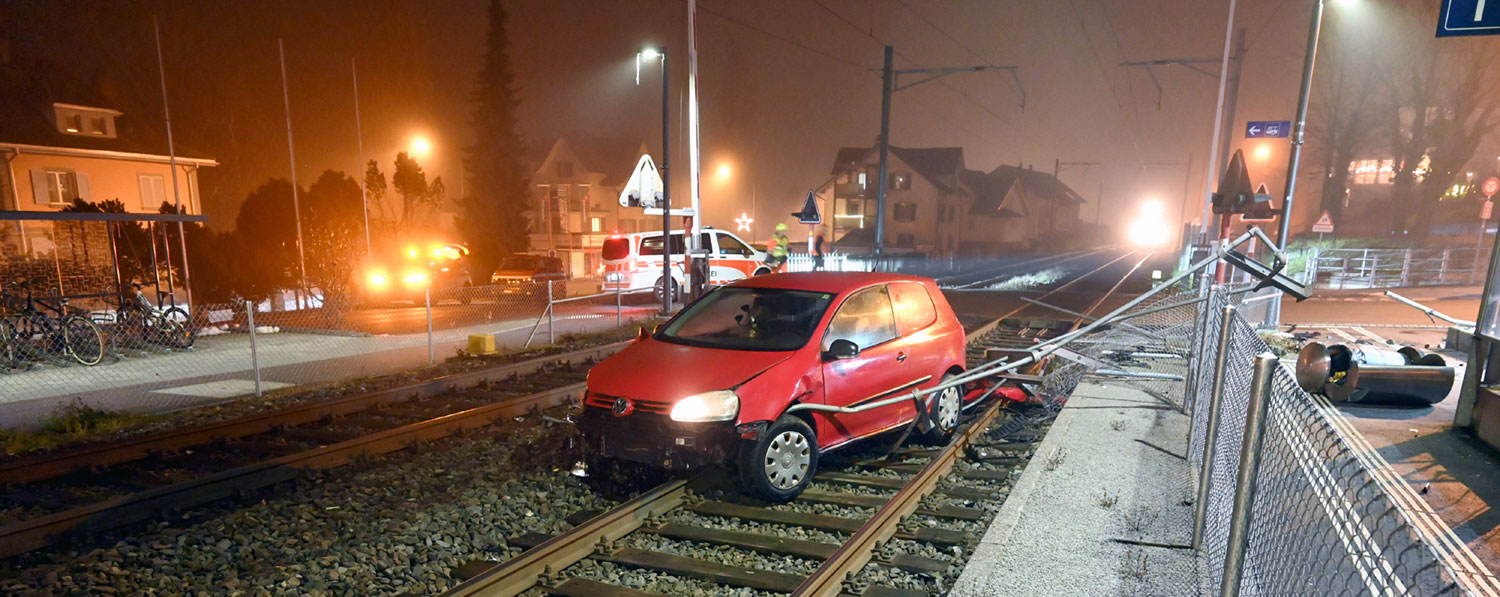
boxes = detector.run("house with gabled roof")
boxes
[822,144,1085,258]
[528,135,655,277]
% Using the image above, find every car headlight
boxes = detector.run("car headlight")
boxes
[669,390,739,422]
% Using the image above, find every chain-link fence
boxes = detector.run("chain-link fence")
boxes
[1019,274,1497,595]
[0,272,657,429]
[1166,286,1497,595]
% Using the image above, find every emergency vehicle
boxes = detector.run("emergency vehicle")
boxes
[355,242,474,306]
[600,227,781,302]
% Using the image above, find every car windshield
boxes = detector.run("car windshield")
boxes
[499,256,539,270]
[658,287,835,351]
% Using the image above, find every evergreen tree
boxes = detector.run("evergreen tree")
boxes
[461,0,531,276]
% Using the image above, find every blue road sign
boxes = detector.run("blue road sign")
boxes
[1246,121,1291,138]
[1438,0,1500,37]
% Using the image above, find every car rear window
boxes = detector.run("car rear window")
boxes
[889,282,937,333]
[602,237,632,261]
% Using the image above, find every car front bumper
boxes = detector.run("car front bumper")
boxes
[576,406,740,471]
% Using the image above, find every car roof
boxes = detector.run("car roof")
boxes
[729,272,934,293]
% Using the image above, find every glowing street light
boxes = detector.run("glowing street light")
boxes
[410,135,432,157]
[716,162,732,181]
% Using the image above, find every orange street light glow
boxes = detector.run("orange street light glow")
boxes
[410,136,432,157]
[716,163,732,181]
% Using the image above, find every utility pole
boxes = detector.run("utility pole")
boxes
[873,46,1023,256]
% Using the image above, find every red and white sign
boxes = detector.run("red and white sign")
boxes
[1311,211,1335,234]
[1484,177,1500,199]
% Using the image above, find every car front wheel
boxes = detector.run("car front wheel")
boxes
[738,415,818,502]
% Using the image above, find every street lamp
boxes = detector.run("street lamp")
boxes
[638,46,672,315]
[410,136,432,158]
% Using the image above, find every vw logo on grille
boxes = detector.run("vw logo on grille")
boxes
[611,397,635,417]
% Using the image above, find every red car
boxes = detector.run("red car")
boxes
[578,272,969,501]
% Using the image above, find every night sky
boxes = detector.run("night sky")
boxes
[8,0,1318,236]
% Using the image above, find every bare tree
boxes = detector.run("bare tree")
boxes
[1385,0,1500,238]
[1307,13,1389,229]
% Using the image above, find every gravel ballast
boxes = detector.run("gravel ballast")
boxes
[1,414,616,596]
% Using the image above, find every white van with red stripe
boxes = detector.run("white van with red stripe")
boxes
[601,228,781,301]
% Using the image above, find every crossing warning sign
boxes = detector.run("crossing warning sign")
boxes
[1312,211,1334,234]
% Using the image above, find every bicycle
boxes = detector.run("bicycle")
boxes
[112,282,194,350]
[4,280,107,366]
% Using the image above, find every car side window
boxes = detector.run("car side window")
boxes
[717,233,753,257]
[889,282,937,333]
[823,285,898,352]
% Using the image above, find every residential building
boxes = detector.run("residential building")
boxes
[528,136,655,277]
[822,144,1084,257]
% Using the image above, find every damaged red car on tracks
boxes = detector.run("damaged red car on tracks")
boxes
[577,272,970,501]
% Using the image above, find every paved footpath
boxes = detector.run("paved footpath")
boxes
[0,306,656,429]
[954,381,1202,596]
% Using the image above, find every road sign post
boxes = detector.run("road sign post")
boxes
[1474,179,1500,283]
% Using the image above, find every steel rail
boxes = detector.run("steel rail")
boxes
[444,479,692,596]
[792,396,1007,596]
[794,248,1144,595]
[0,381,589,558]
[946,248,1110,290]
[0,342,628,486]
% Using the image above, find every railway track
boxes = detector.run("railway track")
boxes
[0,341,630,559]
[939,248,1113,290]
[444,255,1145,597]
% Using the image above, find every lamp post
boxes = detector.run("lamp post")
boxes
[639,47,672,315]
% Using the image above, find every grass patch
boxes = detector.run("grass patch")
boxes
[2,399,163,456]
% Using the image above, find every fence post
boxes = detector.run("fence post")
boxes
[425,285,434,364]
[1184,276,1214,418]
[245,300,262,397]
[1218,352,1279,597]
[1192,304,1237,549]
[1440,248,1451,284]
[1400,248,1412,287]
[548,281,555,345]
[1363,248,1373,287]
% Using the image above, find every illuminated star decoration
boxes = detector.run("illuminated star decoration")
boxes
[735,212,754,232]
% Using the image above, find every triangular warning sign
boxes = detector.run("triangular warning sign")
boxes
[792,189,821,224]
[618,154,664,209]
[1211,150,1256,214]
[1312,211,1334,233]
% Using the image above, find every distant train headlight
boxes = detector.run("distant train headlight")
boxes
[368,273,389,288]
[1127,199,1171,247]
[403,271,428,287]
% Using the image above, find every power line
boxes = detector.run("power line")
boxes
[806,0,884,46]
[893,0,988,64]
[696,3,871,71]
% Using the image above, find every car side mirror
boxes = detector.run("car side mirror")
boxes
[824,339,860,361]
[637,326,653,342]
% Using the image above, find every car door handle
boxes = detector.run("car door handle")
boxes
[896,352,907,362]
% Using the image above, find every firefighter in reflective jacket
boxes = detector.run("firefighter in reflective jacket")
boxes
[765,223,790,270]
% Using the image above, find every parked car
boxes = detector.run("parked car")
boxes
[490,254,569,299]
[600,227,779,303]
[577,272,969,501]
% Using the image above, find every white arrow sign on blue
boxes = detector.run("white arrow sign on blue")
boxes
[1246,121,1291,139]
[1438,0,1500,37]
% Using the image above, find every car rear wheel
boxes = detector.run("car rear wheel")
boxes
[738,415,818,502]
[919,373,963,444]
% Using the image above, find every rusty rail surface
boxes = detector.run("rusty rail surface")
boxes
[0,342,628,486]
[0,382,589,558]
